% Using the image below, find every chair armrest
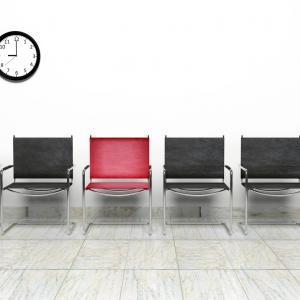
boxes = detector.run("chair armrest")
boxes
[66,165,74,185]
[149,165,152,188]
[240,165,248,187]
[0,165,14,189]
[82,165,90,189]
[0,165,14,174]
[224,165,233,191]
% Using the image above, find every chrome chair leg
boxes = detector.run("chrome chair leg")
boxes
[244,188,248,235]
[149,188,152,236]
[0,188,3,235]
[163,187,167,235]
[229,189,233,235]
[82,188,88,235]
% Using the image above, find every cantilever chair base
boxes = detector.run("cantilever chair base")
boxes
[240,185,300,235]
[166,219,232,235]
[163,186,233,236]
[82,187,152,236]
[1,220,75,236]
[82,219,150,235]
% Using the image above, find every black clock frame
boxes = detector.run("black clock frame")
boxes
[0,31,41,82]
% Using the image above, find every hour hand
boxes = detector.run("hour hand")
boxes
[8,54,16,57]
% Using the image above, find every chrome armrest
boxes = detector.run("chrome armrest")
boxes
[0,165,14,174]
[66,165,74,184]
[149,165,152,187]
[224,165,233,191]
[0,165,14,190]
[240,165,248,187]
[82,165,90,189]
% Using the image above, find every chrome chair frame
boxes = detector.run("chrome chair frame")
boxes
[163,165,233,235]
[82,165,152,235]
[0,165,75,235]
[240,165,300,235]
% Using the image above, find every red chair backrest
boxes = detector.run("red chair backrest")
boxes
[90,137,149,179]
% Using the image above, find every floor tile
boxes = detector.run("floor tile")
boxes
[87,225,132,240]
[172,225,217,240]
[180,270,248,300]
[253,225,300,240]
[221,240,285,269]
[56,270,123,300]
[214,222,261,240]
[72,240,128,269]
[266,240,300,269]
[120,270,182,300]
[236,270,300,300]
[131,219,173,239]
[290,270,300,284]
[0,240,82,269]
[0,270,66,300]
[0,270,24,299]
[126,240,177,269]
[175,240,232,269]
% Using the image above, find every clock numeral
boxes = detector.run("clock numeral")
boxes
[33,54,36,58]
[0,45,5,50]
[7,68,9,73]
[4,39,10,44]
[30,45,33,49]
[24,68,27,73]
[0,63,3,68]
[30,62,33,66]
[14,36,19,42]
[15,71,18,77]
[24,39,27,44]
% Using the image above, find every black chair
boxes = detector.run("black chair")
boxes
[240,136,300,234]
[163,136,233,235]
[0,136,74,235]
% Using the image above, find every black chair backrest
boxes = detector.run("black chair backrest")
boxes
[165,137,224,178]
[241,137,300,178]
[13,137,73,178]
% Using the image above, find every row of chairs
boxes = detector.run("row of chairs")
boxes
[1,136,300,236]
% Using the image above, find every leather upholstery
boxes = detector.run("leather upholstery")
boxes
[90,137,149,179]
[165,137,224,178]
[166,182,229,190]
[86,182,149,190]
[4,182,72,190]
[242,182,300,189]
[241,137,300,178]
[13,137,73,179]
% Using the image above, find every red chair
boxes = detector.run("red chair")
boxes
[82,136,152,234]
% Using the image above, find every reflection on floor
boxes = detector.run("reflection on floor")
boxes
[1,220,300,299]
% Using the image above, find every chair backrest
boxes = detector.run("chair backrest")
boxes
[13,137,73,178]
[241,137,300,178]
[165,137,224,178]
[90,137,149,179]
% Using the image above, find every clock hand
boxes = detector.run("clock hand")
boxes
[8,41,18,57]
[5,56,16,65]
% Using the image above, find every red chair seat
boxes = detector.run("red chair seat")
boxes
[86,182,149,190]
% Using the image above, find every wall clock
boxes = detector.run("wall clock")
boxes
[0,31,40,82]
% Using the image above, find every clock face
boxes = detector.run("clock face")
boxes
[0,31,40,82]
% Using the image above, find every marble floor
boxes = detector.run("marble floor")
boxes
[1,220,300,299]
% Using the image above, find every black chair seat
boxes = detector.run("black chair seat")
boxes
[4,182,72,190]
[166,182,229,190]
[242,182,300,189]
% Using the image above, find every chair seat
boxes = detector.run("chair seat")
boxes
[166,182,229,190]
[242,182,300,189]
[4,182,72,190]
[86,182,149,190]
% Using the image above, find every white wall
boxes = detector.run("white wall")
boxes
[1,0,300,209]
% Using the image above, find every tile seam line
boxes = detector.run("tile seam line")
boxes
[53,239,86,299]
